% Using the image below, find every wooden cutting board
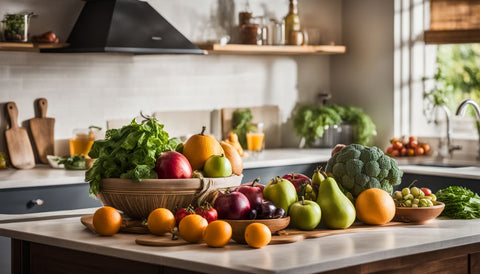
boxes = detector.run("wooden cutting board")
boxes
[29,98,55,164]
[277,221,413,239]
[80,215,149,234]
[220,105,281,148]
[4,102,35,169]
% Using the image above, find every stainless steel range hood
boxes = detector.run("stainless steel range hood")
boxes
[42,0,204,54]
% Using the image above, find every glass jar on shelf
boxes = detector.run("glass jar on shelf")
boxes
[240,16,268,45]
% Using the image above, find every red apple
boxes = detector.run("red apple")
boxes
[154,151,192,179]
[281,172,312,191]
[236,178,263,210]
[213,190,251,220]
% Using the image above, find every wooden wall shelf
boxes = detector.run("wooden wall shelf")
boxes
[0,42,69,51]
[197,44,347,55]
[424,29,480,44]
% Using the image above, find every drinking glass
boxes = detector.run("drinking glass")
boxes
[246,123,265,157]
[69,128,94,156]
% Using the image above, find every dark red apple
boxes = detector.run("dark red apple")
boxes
[155,151,192,179]
[236,178,263,210]
[282,172,312,191]
[214,191,251,220]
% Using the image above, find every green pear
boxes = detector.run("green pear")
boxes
[263,176,298,215]
[316,177,356,229]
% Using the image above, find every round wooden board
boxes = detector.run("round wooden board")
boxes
[80,215,149,234]
[135,235,190,246]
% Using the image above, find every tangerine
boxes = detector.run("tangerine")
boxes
[92,206,122,236]
[182,126,224,171]
[203,220,232,248]
[179,214,208,243]
[244,223,271,248]
[355,188,396,225]
[147,208,175,235]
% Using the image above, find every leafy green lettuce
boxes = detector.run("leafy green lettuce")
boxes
[436,186,480,219]
[85,118,179,197]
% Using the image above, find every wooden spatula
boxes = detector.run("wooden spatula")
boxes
[5,102,35,169]
[29,98,55,164]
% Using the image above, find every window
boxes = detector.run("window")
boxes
[395,0,479,144]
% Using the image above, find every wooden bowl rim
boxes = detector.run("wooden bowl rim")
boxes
[395,201,445,211]
[222,216,291,224]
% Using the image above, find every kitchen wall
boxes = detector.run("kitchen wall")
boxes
[331,0,395,149]
[0,0,342,155]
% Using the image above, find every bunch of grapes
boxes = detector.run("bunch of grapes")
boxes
[393,186,436,208]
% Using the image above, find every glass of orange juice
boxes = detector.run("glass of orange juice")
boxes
[69,128,95,156]
[246,123,265,157]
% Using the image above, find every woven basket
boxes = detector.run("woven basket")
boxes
[98,175,243,219]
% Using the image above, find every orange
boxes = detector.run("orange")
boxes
[355,188,396,225]
[179,214,208,243]
[92,206,122,236]
[182,126,224,171]
[244,223,271,248]
[203,220,232,248]
[147,208,175,235]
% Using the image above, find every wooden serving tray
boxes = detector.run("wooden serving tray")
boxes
[81,215,414,247]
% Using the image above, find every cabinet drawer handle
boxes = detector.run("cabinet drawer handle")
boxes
[27,199,44,208]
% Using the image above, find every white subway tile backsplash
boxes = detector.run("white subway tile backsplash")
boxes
[0,0,338,154]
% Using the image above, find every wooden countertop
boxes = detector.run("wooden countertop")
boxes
[1,215,479,273]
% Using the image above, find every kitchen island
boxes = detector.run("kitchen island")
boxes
[1,215,480,273]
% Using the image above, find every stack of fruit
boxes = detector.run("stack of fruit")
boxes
[385,136,431,157]
[89,143,435,248]
[155,126,243,179]
[393,185,437,208]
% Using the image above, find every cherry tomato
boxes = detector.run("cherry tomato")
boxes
[392,141,403,150]
[421,187,432,196]
[415,146,425,156]
[194,203,218,223]
[175,205,195,225]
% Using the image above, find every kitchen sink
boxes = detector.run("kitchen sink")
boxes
[414,162,470,168]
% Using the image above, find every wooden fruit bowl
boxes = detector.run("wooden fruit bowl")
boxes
[393,202,445,224]
[223,217,290,244]
[97,175,242,219]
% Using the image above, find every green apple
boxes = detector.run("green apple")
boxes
[289,197,321,230]
[203,154,232,177]
[263,176,297,215]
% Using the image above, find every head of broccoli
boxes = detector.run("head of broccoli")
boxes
[325,144,403,197]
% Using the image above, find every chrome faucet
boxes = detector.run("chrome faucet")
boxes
[455,99,480,160]
[435,105,461,157]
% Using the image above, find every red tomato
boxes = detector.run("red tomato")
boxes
[421,187,432,196]
[415,146,425,156]
[392,141,403,150]
[409,136,417,143]
[390,149,400,157]
[421,143,431,154]
[194,204,218,223]
[175,206,195,225]
[400,148,407,157]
